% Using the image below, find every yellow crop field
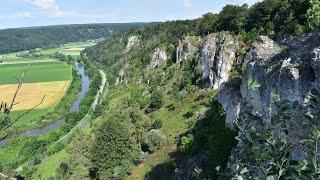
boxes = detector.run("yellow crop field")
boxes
[0,81,70,111]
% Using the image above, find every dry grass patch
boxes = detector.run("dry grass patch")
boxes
[0,81,70,111]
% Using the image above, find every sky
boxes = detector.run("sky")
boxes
[0,0,261,29]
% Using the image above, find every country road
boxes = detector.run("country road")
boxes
[92,70,107,109]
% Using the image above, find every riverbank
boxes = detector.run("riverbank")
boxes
[0,62,82,147]
[26,69,107,179]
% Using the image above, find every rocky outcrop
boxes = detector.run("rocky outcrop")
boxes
[137,74,149,84]
[124,35,140,53]
[196,33,238,89]
[115,65,128,85]
[176,36,200,66]
[149,48,167,68]
[217,76,242,126]
[217,33,320,174]
[219,34,320,126]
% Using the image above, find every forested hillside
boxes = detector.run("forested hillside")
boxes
[2,0,319,179]
[0,23,148,53]
[67,0,320,179]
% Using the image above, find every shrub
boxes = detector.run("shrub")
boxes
[56,162,72,179]
[180,135,196,155]
[146,89,164,113]
[166,104,176,111]
[145,130,165,152]
[19,139,46,162]
[152,119,163,129]
[183,111,194,119]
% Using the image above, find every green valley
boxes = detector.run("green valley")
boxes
[0,0,320,180]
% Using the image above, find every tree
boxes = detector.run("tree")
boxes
[308,0,320,30]
[56,162,72,179]
[146,89,164,113]
[90,116,135,179]
[199,13,218,35]
[217,4,249,33]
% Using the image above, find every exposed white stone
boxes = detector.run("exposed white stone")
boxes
[198,33,238,89]
[115,65,128,85]
[290,68,299,80]
[149,48,167,68]
[124,35,140,53]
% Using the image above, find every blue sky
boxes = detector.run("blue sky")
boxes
[0,0,261,29]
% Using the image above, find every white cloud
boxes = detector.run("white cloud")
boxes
[183,0,192,8]
[24,0,62,17]
[0,12,35,20]
[24,0,58,10]
[22,0,112,19]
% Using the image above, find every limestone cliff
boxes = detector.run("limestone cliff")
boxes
[124,35,140,53]
[218,34,320,127]
[197,33,238,89]
[149,48,168,68]
[217,33,320,174]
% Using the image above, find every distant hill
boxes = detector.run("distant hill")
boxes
[0,23,149,54]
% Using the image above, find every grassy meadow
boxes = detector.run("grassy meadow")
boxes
[35,41,96,57]
[2,56,56,63]
[0,61,71,85]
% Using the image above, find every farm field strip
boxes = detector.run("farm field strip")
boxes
[1,59,57,65]
[0,80,71,111]
[2,56,57,63]
[0,61,72,85]
[34,42,96,56]
[0,60,72,111]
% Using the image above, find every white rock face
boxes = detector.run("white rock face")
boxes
[176,36,200,66]
[149,48,167,68]
[124,36,140,53]
[217,77,242,126]
[197,33,238,89]
[218,33,320,129]
[137,74,149,84]
[218,33,320,171]
[115,65,128,85]
[244,36,282,64]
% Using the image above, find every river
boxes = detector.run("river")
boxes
[0,62,90,147]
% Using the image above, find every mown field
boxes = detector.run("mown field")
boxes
[0,61,71,85]
[35,41,96,57]
[2,56,56,63]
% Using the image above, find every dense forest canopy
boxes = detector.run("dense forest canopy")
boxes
[0,23,150,54]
